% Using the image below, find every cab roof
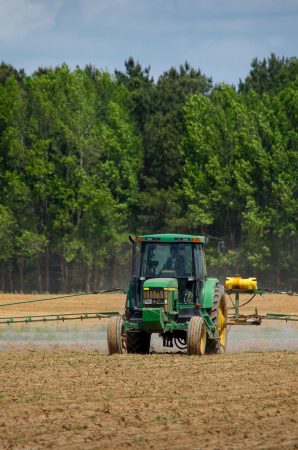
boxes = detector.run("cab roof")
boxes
[137,234,206,244]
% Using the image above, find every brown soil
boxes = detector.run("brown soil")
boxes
[0,350,297,449]
[0,292,126,320]
[0,293,297,449]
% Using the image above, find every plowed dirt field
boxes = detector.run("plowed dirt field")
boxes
[0,293,297,449]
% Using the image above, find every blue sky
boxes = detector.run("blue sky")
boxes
[0,0,297,85]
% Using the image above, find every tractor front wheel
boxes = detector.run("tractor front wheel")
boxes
[127,331,151,354]
[187,316,206,356]
[107,316,126,354]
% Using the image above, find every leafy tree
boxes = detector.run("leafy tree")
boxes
[0,62,25,85]
[0,57,297,291]
[115,57,154,132]
[239,54,298,96]
[16,231,48,291]
[0,205,16,290]
[123,61,213,233]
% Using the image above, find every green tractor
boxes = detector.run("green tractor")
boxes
[107,234,227,355]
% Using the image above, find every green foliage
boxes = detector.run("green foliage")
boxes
[116,59,213,232]
[181,79,298,287]
[239,54,298,96]
[16,231,48,259]
[0,57,297,291]
[0,205,16,260]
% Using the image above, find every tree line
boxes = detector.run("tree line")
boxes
[0,54,297,292]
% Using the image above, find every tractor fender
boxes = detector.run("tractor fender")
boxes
[201,278,220,309]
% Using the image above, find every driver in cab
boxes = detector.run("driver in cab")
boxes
[163,246,185,276]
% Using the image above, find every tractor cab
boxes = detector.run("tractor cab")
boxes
[127,234,207,314]
[140,241,194,279]
[140,239,198,305]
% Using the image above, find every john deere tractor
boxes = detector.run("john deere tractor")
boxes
[107,234,227,355]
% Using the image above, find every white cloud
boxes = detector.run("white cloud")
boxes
[0,0,297,83]
[0,0,62,42]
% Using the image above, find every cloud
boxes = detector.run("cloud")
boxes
[0,0,297,84]
[0,0,62,42]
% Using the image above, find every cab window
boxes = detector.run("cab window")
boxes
[195,244,207,279]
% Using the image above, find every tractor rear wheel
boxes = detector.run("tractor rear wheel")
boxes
[206,285,227,354]
[187,316,206,355]
[126,331,151,354]
[107,316,126,354]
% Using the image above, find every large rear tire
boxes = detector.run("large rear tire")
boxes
[126,331,151,354]
[206,285,227,354]
[187,316,206,356]
[107,316,126,354]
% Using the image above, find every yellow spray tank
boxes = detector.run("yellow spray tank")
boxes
[225,276,257,291]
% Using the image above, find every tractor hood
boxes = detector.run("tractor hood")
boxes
[143,278,178,289]
[142,278,178,332]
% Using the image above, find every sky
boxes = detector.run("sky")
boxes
[0,0,297,85]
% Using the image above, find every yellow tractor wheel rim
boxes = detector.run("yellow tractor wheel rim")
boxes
[199,322,206,354]
[218,302,227,349]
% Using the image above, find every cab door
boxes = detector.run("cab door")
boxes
[193,244,207,304]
